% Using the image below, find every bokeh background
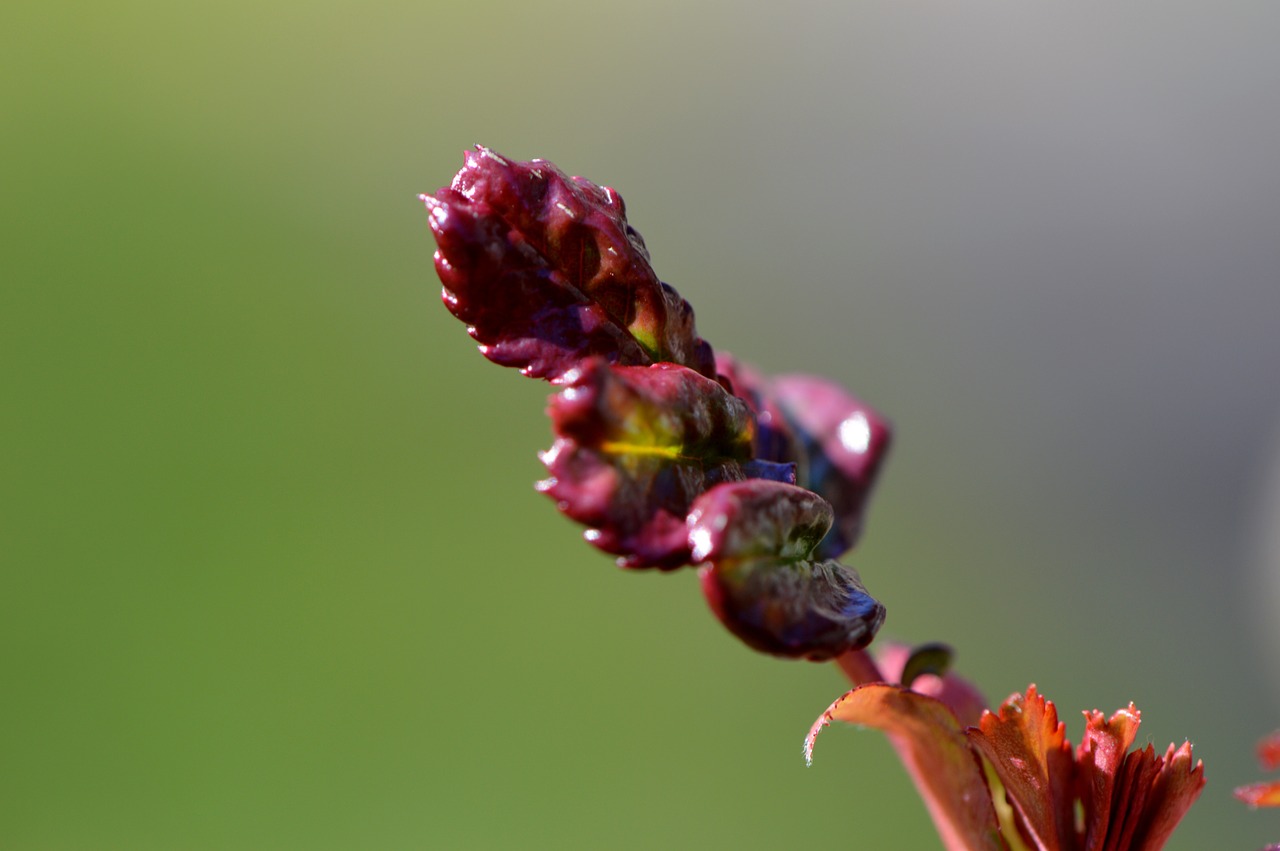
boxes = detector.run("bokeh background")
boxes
[5,0,1280,848]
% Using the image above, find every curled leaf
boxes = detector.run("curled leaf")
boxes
[689,480,884,660]
[806,684,1006,851]
[715,353,801,468]
[538,359,774,568]
[875,642,989,729]
[699,556,884,661]
[424,146,715,381]
[686,478,831,564]
[1132,742,1205,850]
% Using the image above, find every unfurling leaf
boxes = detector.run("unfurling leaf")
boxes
[425,149,889,661]
[875,642,988,729]
[968,687,1205,851]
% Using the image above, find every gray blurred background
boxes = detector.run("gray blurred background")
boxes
[4,0,1279,848]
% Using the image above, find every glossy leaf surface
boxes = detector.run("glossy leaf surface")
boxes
[876,642,988,729]
[699,556,883,660]
[539,359,769,568]
[715,353,892,560]
[425,146,715,381]
[690,479,885,660]
[686,478,830,564]
[771,374,892,559]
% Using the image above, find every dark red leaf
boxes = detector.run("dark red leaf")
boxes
[688,479,884,660]
[715,353,891,560]
[686,479,831,565]
[424,146,715,381]
[770,374,892,558]
[538,359,763,568]
[699,556,884,660]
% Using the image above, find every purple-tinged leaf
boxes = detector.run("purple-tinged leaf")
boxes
[714,352,891,560]
[771,374,892,559]
[686,479,831,564]
[538,359,767,569]
[715,352,800,466]
[424,146,715,381]
[699,557,884,660]
[689,480,884,660]
[806,684,1007,851]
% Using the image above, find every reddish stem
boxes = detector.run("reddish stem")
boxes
[835,648,886,686]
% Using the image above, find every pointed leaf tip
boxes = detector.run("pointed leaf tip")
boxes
[968,686,1076,851]
[806,684,1006,851]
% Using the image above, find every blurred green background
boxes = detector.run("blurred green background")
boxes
[5,1,1280,848]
